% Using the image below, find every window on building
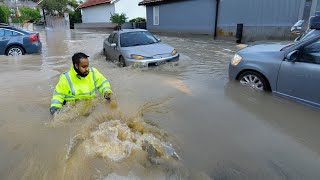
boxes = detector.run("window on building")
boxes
[153,6,159,26]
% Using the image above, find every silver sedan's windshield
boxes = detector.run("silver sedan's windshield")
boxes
[120,31,159,47]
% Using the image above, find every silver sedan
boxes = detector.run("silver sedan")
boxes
[103,29,179,67]
[229,34,320,108]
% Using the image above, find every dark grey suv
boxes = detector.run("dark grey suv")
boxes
[0,24,42,56]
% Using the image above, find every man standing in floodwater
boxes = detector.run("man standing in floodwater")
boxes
[50,52,113,115]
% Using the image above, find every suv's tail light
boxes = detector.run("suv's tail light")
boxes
[29,34,38,42]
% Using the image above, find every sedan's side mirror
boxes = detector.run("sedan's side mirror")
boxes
[157,38,161,42]
[110,43,117,47]
[286,50,299,62]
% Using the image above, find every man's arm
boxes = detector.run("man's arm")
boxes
[93,68,113,97]
[50,74,69,115]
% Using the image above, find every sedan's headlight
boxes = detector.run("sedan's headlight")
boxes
[131,54,145,60]
[171,49,177,55]
[231,54,242,66]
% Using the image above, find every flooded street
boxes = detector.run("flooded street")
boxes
[1,28,320,180]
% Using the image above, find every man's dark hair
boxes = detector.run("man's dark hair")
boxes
[72,52,89,65]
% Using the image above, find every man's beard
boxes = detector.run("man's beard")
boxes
[74,66,89,77]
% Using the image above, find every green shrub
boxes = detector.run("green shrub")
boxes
[110,13,128,26]
[129,17,146,23]
[66,0,82,28]
[69,9,82,28]
[0,5,10,23]
[13,7,41,23]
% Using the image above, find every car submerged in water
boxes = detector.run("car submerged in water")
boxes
[0,24,42,56]
[103,29,179,67]
[229,26,320,108]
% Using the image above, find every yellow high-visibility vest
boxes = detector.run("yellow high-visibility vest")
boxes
[51,66,112,108]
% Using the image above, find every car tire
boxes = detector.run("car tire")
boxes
[238,71,270,91]
[6,46,24,56]
[119,56,126,67]
[104,48,109,60]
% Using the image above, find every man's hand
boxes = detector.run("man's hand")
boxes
[104,93,117,109]
[104,92,111,100]
[50,107,59,115]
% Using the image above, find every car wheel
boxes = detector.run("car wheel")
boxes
[6,46,24,56]
[119,56,126,67]
[104,48,109,60]
[238,71,270,91]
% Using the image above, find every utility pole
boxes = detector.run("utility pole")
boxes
[213,0,220,40]
[37,0,46,26]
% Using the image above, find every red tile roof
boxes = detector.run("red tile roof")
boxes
[80,0,111,8]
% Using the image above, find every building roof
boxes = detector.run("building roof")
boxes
[139,0,177,5]
[80,0,112,8]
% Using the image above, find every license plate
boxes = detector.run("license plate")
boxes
[155,61,166,65]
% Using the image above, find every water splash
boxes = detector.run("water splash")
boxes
[84,120,179,162]
[61,98,210,179]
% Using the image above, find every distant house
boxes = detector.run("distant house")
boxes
[80,0,146,23]
[139,0,320,42]
[139,0,215,35]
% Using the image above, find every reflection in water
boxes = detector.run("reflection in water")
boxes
[224,81,320,152]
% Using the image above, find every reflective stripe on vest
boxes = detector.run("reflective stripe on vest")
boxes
[90,67,97,91]
[97,80,110,89]
[51,99,63,105]
[53,91,75,99]
[64,72,75,95]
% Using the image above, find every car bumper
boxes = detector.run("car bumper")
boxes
[228,63,241,80]
[125,54,180,67]
[25,41,42,54]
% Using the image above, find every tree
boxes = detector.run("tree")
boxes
[12,6,41,23]
[110,13,127,29]
[67,0,82,28]
[67,0,79,9]
[0,5,10,23]
[41,0,68,16]
[129,17,146,23]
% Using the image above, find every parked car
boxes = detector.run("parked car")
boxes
[0,24,42,56]
[291,15,320,42]
[103,29,179,67]
[228,33,320,108]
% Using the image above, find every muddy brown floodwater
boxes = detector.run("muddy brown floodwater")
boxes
[1,28,320,180]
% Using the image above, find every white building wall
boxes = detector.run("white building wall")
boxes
[82,4,115,23]
[114,0,146,20]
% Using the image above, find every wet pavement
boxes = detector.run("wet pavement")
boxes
[0,28,320,180]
